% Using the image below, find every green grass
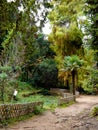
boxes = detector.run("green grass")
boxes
[16,94,59,110]
[0,81,74,110]
[58,101,75,108]
[0,80,59,110]
[10,82,59,110]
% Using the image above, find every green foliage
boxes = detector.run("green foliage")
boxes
[80,49,98,94]
[0,119,8,128]
[64,55,83,71]
[0,65,12,72]
[0,65,13,103]
[0,66,30,103]
[49,24,83,59]
[48,0,84,25]
[0,0,52,81]
[36,34,55,57]
[63,55,83,96]
[20,33,55,83]
[85,0,98,61]
[81,79,93,94]
[0,72,8,80]
[77,49,94,94]
[33,58,58,89]
[43,96,58,110]
[48,0,84,91]
[59,101,75,108]
[91,106,98,117]
[16,93,59,110]
[79,68,98,94]
[84,0,98,94]
[33,105,43,115]
[9,80,32,90]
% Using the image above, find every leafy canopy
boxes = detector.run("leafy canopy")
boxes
[63,55,83,71]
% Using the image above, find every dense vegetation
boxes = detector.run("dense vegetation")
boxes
[0,0,98,104]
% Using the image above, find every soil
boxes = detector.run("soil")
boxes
[1,95,98,130]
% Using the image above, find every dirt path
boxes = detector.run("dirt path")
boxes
[2,95,98,130]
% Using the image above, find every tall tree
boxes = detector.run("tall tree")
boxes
[63,55,83,100]
[0,0,52,66]
[48,0,84,65]
[85,0,98,62]
[48,0,84,87]
[85,0,98,92]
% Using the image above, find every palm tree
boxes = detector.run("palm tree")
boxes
[63,55,83,101]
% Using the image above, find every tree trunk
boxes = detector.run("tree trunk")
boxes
[72,69,76,101]
[1,82,4,104]
[66,80,69,89]
[76,70,78,89]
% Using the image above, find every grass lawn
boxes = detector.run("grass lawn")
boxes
[15,93,59,110]
[0,81,74,110]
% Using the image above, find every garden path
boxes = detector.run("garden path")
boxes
[2,95,98,130]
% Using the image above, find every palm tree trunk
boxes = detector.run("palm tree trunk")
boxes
[76,70,78,89]
[72,69,76,101]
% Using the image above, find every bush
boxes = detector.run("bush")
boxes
[91,106,98,117]
[33,106,43,115]
[33,58,58,89]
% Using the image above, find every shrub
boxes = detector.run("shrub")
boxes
[33,58,58,89]
[33,106,43,115]
[91,106,98,117]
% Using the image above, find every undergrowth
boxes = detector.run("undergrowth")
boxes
[91,106,98,117]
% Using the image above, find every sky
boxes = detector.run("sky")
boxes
[42,22,51,35]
